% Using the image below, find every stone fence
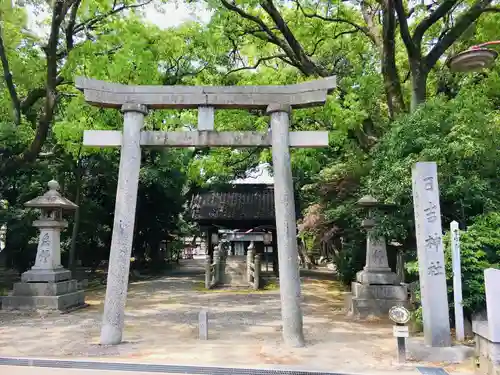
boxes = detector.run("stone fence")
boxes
[246,249,261,290]
[472,268,499,375]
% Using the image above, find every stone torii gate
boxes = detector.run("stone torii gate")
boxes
[76,76,336,348]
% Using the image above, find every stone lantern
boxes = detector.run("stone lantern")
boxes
[347,195,409,318]
[355,195,398,285]
[2,180,86,311]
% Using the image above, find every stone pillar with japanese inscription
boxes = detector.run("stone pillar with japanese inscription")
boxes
[412,162,451,347]
[2,180,86,312]
[348,196,409,318]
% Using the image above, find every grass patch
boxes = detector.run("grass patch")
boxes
[326,280,346,292]
[263,280,279,291]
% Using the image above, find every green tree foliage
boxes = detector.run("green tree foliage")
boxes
[368,82,500,241]
[0,0,225,272]
[407,212,500,320]
[445,213,500,317]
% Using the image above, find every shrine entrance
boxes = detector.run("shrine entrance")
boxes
[76,76,336,348]
[190,183,301,276]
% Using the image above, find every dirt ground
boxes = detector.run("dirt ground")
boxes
[0,262,475,374]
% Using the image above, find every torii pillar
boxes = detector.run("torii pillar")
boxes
[76,76,336,347]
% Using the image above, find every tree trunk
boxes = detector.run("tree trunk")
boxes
[381,0,406,117]
[68,162,82,276]
[297,237,313,269]
[410,62,428,112]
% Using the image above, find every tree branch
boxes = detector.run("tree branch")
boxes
[226,147,262,168]
[220,0,287,49]
[425,0,493,71]
[294,0,376,45]
[394,0,419,59]
[307,38,325,56]
[66,0,82,51]
[0,23,21,125]
[73,0,154,34]
[360,1,382,47]
[21,0,68,163]
[20,76,65,114]
[413,0,460,47]
[226,54,287,75]
[482,6,500,12]
[259,0,328,76]
[220,0,315,75]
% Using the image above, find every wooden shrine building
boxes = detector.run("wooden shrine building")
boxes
[189,184,300,271]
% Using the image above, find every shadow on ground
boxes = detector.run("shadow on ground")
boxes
[0,262,437,374]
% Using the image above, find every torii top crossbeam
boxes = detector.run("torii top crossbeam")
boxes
[75,76,336,109]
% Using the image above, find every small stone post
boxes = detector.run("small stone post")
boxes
[412,162,451,347]
[199,309,208,340]
[268,103,305,348]
[205,255,212,289]
[247,242,255,283]
[484,268,500,342]
[100,103,148,346]
[2,180,85,311]
[0,221,6,268]
[213,247,221,284]
[254,254,261,290]
[451,220,464,341]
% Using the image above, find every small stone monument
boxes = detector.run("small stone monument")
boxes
[2,180,86,311]
[348,195,408,318]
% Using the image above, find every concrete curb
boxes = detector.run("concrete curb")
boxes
[0,357,424,375]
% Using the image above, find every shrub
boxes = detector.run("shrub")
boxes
[407,212,500,325]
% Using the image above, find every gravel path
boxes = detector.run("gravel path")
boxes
[0,262,473,374]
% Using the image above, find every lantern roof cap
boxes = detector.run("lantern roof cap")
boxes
[25,180,78,210]
[357,195,396,210]
[357,195,379,207]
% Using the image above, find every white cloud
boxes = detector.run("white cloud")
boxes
[144,2,212,28]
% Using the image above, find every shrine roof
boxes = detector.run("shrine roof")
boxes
[189,184,276,224]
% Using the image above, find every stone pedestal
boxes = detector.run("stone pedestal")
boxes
[349,281,409,318]
[473,321,500,375]
[348,196,408,318]
[2,274,85,311]
[473,269,500,375]
[1,180,85,312]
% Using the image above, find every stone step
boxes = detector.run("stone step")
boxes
[13,280,79,296]
[349,296,410,318]
[2,290,85,311]
[221,258,248,286]
[351,282,408,301]
[21,269,72,283]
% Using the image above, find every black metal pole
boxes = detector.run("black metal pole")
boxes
[396,322,406,363]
